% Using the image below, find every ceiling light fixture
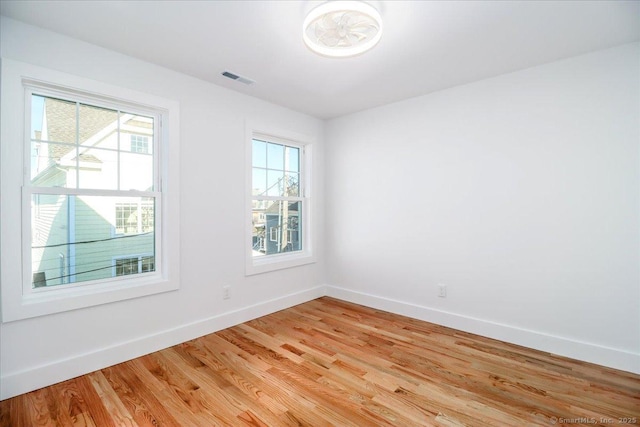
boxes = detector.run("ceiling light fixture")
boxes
[303,1,383,58]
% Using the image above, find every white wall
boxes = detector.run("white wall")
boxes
[0,17,325,399]
[1,16,638,401]
[325,42,640,373]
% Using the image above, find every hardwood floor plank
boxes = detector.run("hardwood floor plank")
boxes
[1,391,29,427]
[49,378,95,426]
[203,343,326,426]
[2,297,639,426]
[162,346,292,427]
[128,355,213,426]
[73,375,115,427]
[87,371,138,427]
[102,362,181,426]
[22,388,56,427]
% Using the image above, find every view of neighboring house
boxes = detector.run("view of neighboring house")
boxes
[30,95,156,288]
[264,200,300,254]
[252,199,301,255]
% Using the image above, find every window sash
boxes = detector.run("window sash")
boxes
[23,188,163,295]
[26,89,159,192]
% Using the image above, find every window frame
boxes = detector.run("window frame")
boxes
[24,88,162,293]
[245,124,315,275]
[0,59,181,322]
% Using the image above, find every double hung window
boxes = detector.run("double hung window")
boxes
[251,138,303,257]
[28,91,159,289]
[247,131,314,275]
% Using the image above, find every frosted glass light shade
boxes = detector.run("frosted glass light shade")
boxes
[303,1,383,58]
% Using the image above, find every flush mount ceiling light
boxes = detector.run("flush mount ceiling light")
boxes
[303,1,382,58]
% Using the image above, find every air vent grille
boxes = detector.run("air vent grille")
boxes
[221,71,255,85]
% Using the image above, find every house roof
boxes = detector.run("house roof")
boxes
[45,97,118,143]
[38,97,153,161]
[42,97,116,161]
[32,96,154,185]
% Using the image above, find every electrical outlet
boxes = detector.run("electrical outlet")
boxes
[438,284,447,298]
[223,285,231,300]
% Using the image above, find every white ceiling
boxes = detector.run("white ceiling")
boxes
[1,1,639,119]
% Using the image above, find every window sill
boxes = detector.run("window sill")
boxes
[3,275,179,322]
[246,252,316,276]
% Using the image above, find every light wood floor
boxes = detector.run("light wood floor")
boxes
[1,297,639,426]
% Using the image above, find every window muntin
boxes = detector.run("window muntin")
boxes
[28,92,159,290]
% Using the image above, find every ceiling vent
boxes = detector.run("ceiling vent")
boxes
[221,71,255,85]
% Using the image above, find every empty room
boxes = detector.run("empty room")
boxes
[0,0,639,425]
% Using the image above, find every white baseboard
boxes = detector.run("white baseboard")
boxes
[325,285,640,375]
[4,284,638,399]
[1,285,325,400]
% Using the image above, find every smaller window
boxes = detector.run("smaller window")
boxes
[141,256,155,273]
[115,255,154,276]
[115,199,154,235]
[115,257,138,276]
[247,128,315,275]
[130,134,149,154]
[116,203,138,235]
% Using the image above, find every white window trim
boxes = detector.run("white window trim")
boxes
[245,122,316,275]
[0,59,181,322]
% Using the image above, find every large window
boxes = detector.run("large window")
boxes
[28,93,159,288]
[0,58,181,321]
[247,131,314,275]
